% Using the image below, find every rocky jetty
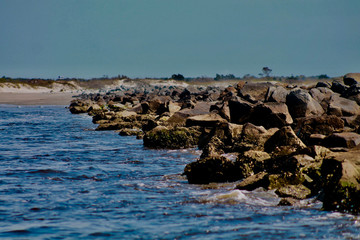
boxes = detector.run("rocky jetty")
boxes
[69,75,360,215]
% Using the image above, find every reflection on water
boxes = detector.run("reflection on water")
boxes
[0,105,359,239]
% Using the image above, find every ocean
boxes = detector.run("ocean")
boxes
[0,105,359,239]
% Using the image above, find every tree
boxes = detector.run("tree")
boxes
[262,67,272,77]
[171,74,185,80]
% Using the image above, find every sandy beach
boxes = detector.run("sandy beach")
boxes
[0,92,75,105]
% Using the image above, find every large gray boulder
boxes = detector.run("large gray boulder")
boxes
[265,86,289,103]
[286,89,325,119]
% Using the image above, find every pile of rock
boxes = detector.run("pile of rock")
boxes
[69,74,360,215]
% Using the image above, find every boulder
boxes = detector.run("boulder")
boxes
[286,89,325,118]
[186,113,227,128]
[166,102,213,126]
[343,73,360,86]
[228,97,254,124]
[234,123,278,152]
[184,155,241,184]
[265,86,289,103]
[321,150,360,214]
[331,80,347,95]
[264,126,306,155]
[294,115,344,145]
[250,102,293,129]
[327,95,360,117]
[235,150,271,178]
[323,132,360,149]
[69,100,92,114]
[236,172,269,191]
[143,126,200,149]
[275,184,311,199]
[238,82,272,102]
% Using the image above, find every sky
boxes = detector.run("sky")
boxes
[0,0,359,79]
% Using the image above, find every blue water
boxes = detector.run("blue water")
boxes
[0,105,359,239]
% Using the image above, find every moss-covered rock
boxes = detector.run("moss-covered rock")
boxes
[143,126,201,149]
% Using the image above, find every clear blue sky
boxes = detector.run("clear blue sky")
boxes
[0,0,359,79]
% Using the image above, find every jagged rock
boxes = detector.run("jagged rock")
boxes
[327,95,360,117]
[294,115,344,145]
[143,126,200,149]
[200,136,225,158]
[234,123,278,152]
[343,73,360,86]
[286,89,325,118]
[250,102,293,129]
[265,86,289,103]
[186,113,227,128]
[167,101,182,116]
[321,150,360,214]
[275,184,311,199]
[323,132,360,148]
[184,155,241,184]
[228,97,254,124]
[264,126,306,156]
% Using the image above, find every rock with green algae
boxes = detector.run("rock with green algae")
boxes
[143,126,200,149]
[321,150,360,214]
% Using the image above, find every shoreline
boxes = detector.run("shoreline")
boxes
[0,92,76,106]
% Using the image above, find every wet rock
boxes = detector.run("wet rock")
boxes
[278,197,299,206]
[235,172,269,191]
[69,100,92,114]
[184,155,241,184]
[96,120,142,131]
[321,150,360,214]
[143,126,200,149]
[286,89,325,119]
[235,150,271,178]
[275,184,311,199]
[118,128,142,136]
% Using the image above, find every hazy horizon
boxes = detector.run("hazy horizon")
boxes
[1,0,359,79]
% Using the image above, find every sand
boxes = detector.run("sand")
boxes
[0,92,76,106]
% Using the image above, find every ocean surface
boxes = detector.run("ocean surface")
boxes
[0,105,359,239]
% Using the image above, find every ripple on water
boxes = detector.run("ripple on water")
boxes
[0,106,359,239]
